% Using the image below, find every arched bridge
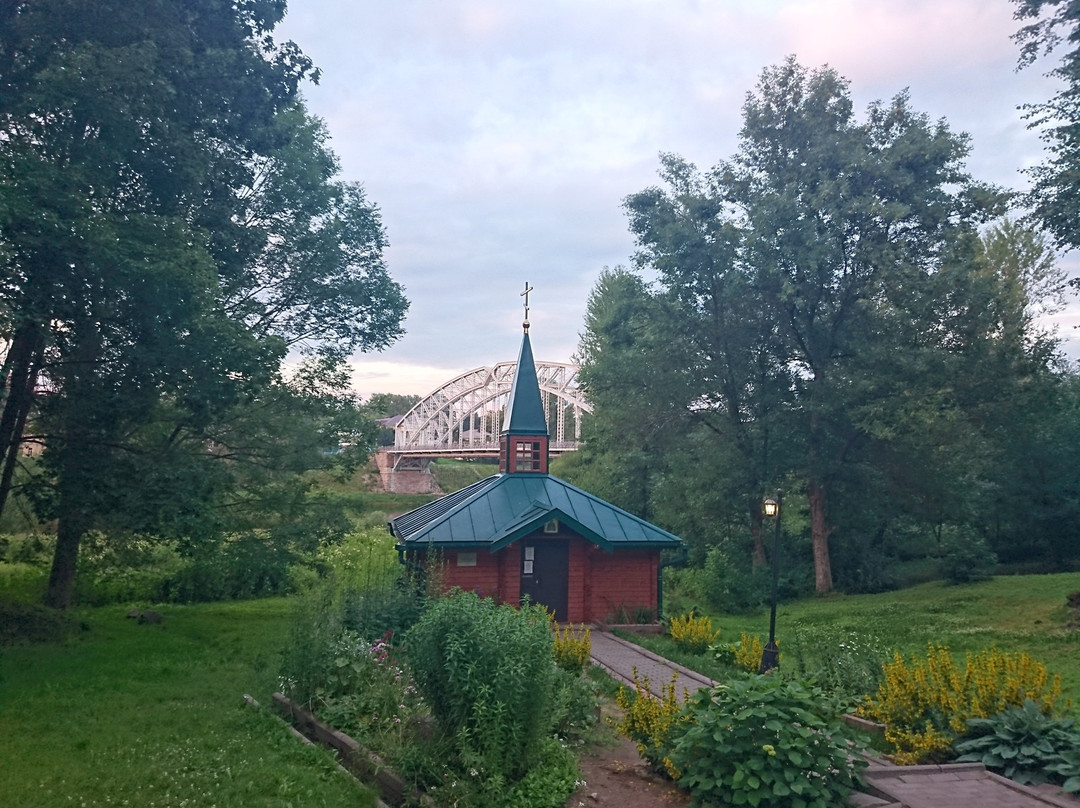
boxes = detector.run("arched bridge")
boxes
[388,361,590,470]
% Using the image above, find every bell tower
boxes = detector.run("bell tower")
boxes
[499,282,549,474]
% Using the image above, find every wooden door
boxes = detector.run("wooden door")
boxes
[520,540,569,621]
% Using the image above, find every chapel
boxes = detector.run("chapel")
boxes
[390,295,681,623]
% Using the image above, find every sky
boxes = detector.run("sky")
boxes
[275,0,1078,400]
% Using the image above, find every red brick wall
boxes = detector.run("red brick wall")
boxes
[409,541,660,624]
[583,548,658,623]
[438,549,501,600]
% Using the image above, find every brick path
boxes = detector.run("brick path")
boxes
[588,631,1080,808]
[588,630,716,700]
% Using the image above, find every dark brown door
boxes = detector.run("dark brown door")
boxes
[520,540,569,621]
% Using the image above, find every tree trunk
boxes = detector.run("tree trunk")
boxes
[749,500,767,567]
[45,433,97,609]
[0,323,44,518]
[808,477,833,593]
[45,508,86,609]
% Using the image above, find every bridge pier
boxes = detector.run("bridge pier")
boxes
[374,450,439,495]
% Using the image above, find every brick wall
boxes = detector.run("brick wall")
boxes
[414,540,660,624]
[438,548,501,600]
[584,548,658,623]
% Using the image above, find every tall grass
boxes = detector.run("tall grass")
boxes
[0,598,376,807]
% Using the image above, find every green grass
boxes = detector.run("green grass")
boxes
[657,572,1080,704]
[429,459,496,494]
[0,598,377,807]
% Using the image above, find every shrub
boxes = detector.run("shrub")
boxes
[550,666,600,743]
[405,591,556,782]
[938,525,997,584]
[0,602,72,645]
[733,632,765,673]
[614,667,689,777]
[164,531,296,602]
[604,601,656,624]
[307,629,426,750]
[955,699,1080,793]
[710,639,736,667]
[667,612,718,654]
[860,644,1067,764]
[552,620,591,675]
[314,525,399,591]
[668,675,867,808]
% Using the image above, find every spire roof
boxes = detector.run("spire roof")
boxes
[504,328,547,436]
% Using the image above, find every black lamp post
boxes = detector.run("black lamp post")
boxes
[759,489,781,673]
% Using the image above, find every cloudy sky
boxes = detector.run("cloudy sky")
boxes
[276,0,1077,399]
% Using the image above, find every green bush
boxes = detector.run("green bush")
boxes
[405,591,556,782]
[164,531,296,602]
[75,533,185,606]
[277,569,426,708]
[955,699,1080,793]
[0,602,72,645]
[313,525,399,591]
[0,561,47,604]
[422,736,577,808]
[668,675,867,808]
[0,533,54,565]
[304,629,427,754]
[549,667,600,743]
[939,525,997,584]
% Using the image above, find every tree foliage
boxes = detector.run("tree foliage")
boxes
[1014,0,1080,251]
[0,0,407,607]
[576,58,1074,598]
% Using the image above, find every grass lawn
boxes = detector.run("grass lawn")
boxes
[0,598,376,808]
[655,572,1080,703]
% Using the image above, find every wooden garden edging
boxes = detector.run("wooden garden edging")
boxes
[272,692,433,808]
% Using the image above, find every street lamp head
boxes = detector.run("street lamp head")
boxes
[763,498,779,517]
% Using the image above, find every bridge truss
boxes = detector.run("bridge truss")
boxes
[392,361,590,466]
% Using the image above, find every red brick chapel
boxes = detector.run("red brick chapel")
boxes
[390,296,681,623]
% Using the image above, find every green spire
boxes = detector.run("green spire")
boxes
[505,330,547,435]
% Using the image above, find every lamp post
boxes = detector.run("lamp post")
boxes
[759,489,781,673]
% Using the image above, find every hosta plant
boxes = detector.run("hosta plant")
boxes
[954,699,1080,793]
[667,674,867,808]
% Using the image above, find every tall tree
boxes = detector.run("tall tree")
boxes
[0,0,407,607]
[719,59,1002,592]
[574,268,692,524]
[585,59,1014,595]
[623,153,792,566]
[1014,0,1080,251]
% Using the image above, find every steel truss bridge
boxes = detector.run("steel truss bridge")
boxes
[389,361,590,470]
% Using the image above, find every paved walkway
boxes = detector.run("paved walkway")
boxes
[588,631,1080,808]
[589,630,716,700]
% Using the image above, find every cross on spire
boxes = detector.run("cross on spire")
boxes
[521,281,533,331]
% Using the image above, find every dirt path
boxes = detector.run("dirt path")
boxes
[563,730,690,808]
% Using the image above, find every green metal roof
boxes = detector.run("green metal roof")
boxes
[504,331,547,435]
[391,473,682,551]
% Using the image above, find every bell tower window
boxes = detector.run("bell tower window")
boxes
[514,440,541,471]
